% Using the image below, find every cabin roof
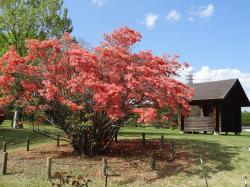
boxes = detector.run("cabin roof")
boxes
[191,79,250,106]
[192,79,238,101]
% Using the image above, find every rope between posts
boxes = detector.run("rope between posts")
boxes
[8,160,100,168]
[55,162,96,166]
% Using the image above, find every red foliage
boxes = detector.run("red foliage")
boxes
[0,27,193,123]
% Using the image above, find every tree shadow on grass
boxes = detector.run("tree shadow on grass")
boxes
[174,139,238,173]
[106,138,239,183]
[0,127,57,149]
[119,131,170,137]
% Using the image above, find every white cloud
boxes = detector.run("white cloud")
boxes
[92,0,106,7]
[187,17,194,22]
[194,66,242,83]
[166,10,181,22]
[189,4,215,21]
[143,13,159,29]
[199,4,215,18]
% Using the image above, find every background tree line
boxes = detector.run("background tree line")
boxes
[242,111,250,126]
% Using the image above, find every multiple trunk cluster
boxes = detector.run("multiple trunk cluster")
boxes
[68,120,121,155]
[47,104,126,155]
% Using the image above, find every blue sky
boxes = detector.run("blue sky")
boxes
[63,0,250,100]
[63,0,250,71]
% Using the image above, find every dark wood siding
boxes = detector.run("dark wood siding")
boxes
[210,105,216,131]
[221,103,241,132]
[220,81,243,132]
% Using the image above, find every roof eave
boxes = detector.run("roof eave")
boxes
[190,99,223,105]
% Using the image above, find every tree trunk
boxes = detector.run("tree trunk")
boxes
[68,120,123,155]
[48,105,128,155]
[12,110,17,128]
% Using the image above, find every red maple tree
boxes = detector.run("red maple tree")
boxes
[0,27,193,154]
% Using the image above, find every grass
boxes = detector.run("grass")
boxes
[0,121,250,186]
[0,121,62,151]
[119,127,250,186]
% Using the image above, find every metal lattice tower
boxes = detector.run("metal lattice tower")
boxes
[186,71,194,86]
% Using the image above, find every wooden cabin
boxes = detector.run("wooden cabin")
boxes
[179,79,250,134]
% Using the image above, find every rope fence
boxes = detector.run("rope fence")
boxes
[0,132,67,152]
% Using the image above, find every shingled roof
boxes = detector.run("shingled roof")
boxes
[192,79,245,101]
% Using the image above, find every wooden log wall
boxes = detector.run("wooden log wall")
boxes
[184,116,214,132]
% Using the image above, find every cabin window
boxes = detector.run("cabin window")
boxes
[189,106,201,117]
[189,105,214,117]
[202,105,213,117]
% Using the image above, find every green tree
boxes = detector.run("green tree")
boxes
[242,111,250,126]
[0,0,72,128]
[0,0,73,56]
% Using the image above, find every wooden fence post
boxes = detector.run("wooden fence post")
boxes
[142,133,146,147]
[200,156,208,187]
[27,137,30,151]
[47,157,52,179]
[105,165,109,187]
[102,158,107,177]
[114,133,118,143]
[160,135,164,150]
[245,176,247,187]
[170,141,175,160]
[2,141,7,152]
[2,152,8,175]
[151,150,156,170]
[57,133,60,147]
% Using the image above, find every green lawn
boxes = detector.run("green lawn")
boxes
[119,127,250,186]
[0,121,63,151]
[0,121,250,186]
